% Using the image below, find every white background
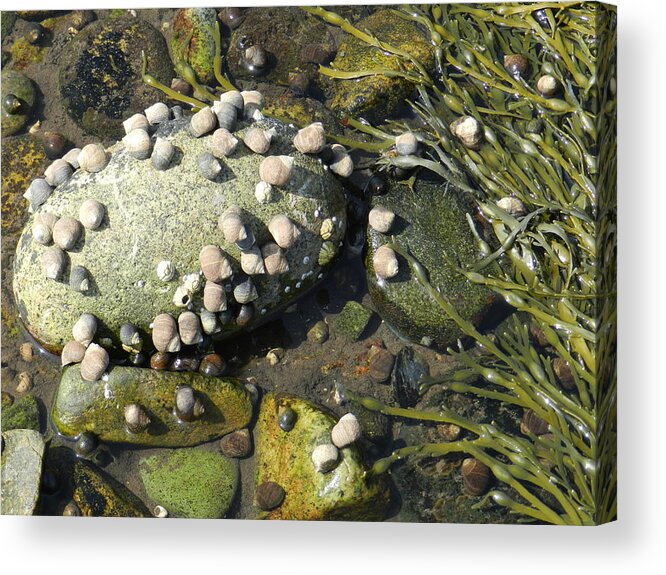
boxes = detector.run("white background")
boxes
[2,1,664,573]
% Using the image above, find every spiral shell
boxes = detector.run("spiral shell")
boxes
[72,313,97,347]
[118,323,141,352]
[152,313,181,353]
[368,205,395,234]
[520,409,549,435]
[197,152,222,181]
[240,246,266,275]
[243,127,272,154]
[62,148,81,169]
[77,143,109,173]
[236,304,254,327]
[199,353,226,377]
[123,113,149,134]
[211,101,237,132]
[261,242,289,276]
[79,198,105,229]
[42,246,67,280]
[199,245,233,283]
[23,178,52,210]
[331,413,361,448]
[156,260,175,282]
[44,159,73,187]
[503,53,528,77]
[373,245,399,279]
[122,128,152,159]
[268,214,300,249]
[536,74,559,98]
[461,457,491,496]
[52,216,82,251]
[124,403,151,433]
[450,116,484,150]
[199,309,221,335]
[69,265,90,292]
[172,285,191,307]
[255,481,285,511]
[151,137,175,171]
[32,212,58,245]
[219,428,251,458]
[190,106,217,137]
[203,280,227,312]
[210,128,238,158]
[241,90,264,119]
[496,196,526,217]
[219,205,247,244]
[233,276,258,304]
[395,132,418,156]
[329,144,353,177]
[259,155,293,186]
[175,385,204,422]
[61,340,86,366]
[254,181,274,204]
[293,122,325,154]
[177,311,203,346]
[80,343,109,382]
[219,90,244,111]
[144,102,170,125]
[311,443,339,473]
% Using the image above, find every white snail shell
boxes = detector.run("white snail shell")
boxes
[331,413,361,448]
[151,137,175,171]
[450,116,484,150]
[32,212,58,245]
[152,313,181,353]
[144,102,170,125]
[172,285,191,307]
[52,216,82,250]
[123,113,149,134]
[80,343,109,382]
[243,127,272,154]
[261,242,289,275]
[219,90,244,111]
[178,311,203,345]
[79,198,105,229]
[368,205,395,234]
[311,443,339,473]
[329,144,353,177]
[77,143,109,173]
[254,181,274,204]
[203,280,227,312]
[536,74,559,98]
[122,128,152,159]
[72,313,97,347]
[124,403,151,433]
[233,276,258,304]
[219,205,247,244]
[268,214,300,249]
[212,101,237,132]
[156,260,175,282]
[240,246,266,275]
[210,128,238,158]
[23,178,52,210]
[496,196,526,217]
[62,148,81,169]
[199,309,221,335]
[182,272,202,293]
[293,122,326,154]
[373,245,399,279]
[395,132,419,156]
[190,106,217,137]
[61,340,86,366]
[240,90,264,118]
[199,245,233,283]
[259,155,293,187]
[41,246,67,280]
[44,159,73,187]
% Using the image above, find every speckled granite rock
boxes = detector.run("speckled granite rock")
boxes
[1,429,45,515]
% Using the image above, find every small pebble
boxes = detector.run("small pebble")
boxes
[62,501,81,517]
[437,423,461,442]
[153,505,168,518]
[367,345,395,384]
[306,320,329,344]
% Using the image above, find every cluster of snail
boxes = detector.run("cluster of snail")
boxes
[61,313,109,382]
[311,413,362,475]
[367,202,399,281]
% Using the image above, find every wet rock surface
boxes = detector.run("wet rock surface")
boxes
[170,8,217,85]
[1,392,40,431]
[1,70,36,136]
[1,429,45,515]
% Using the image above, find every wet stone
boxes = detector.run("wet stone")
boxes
[1,70,36,137]
[367,344,395,384]
[1,392,40,432]
[332,301,373,342]
[170,8,217,85]
[1,429,45,515]
[306,319,329,344]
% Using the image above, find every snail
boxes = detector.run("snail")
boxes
[255,481,285,511]
[203,280,227,313]
[150,351,171,370]
[503,53,528,77]
[536,74,559,98]
[199,309,221,335]
[293,122,326,154]
[151,137,175,171]
[19,342,34,363]
[80,343,109,381]
[210,128,239,158]
[254,180,274,204]
[44,159,73,187]
[72,313,97,347]
[212,101,237,132]
[496,196,526,217]
[311,443,339,473]
[153,505,168,518]
[199,353,226,377]
[277,405,297,432]
[197,152,222,181]
[461,457,491,496]
[79,198,105,229]
[219,428,251,458]
[42,132,67,160]
[122,113,149,134]
[16,372,33,394]
[240,246,266,275]
[171,354,201,373]
[69,265,90,293]
[240,90,264,119]
[62,501,81,517]
[23,178,53,211]
[318,241,335,266]
[151,313,181,353]
[177,311,203,346]
[122,128,152,160]
[236,304,254,327]
[219,89,245,111]
[243,127,273,154]
[288,69,310,97]
[42,246,67,280]
[25,22,44,45]
[199,245,233,283]
[171,77,191,96]
[233,276,258,304]
[450,116,484,150]
[173,285,191,307]
[74,431,98,457]
[552,357,576,391]
[174,385,205,422]
[373,245,399,279]
[331,413,361,448]
[120,323,142,353]
[77,143,109,173]
[395,132,419,156]
[62,148,82,169]
[261,242,289,275]
[268,214,300,249]
[2,94,21,115]
[242,44,268,76]
[329,144,354,177]
[189,106,217,137]
[124,403,151,433]
[259,155,293,187]
[319,218,334,240]
[219,205,249,244]
[520,409,549,435]
[156,260,175,282]
[144,102,170,125]
[52,216,82,251]
[367,173,388,196]
[182,272,202,293]
[368,205,395,234]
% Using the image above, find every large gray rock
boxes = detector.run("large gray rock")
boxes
[1,429,45,515]
[13,115,346,352]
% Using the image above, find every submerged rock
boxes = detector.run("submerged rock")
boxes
[331,300,373,341]
[51,365,253,447]
[1,429,45,515]
[1,70,36,137]
[254,393,391,520]
[139,448,238,519]
[170,8,217,85]
[1,392,40,432]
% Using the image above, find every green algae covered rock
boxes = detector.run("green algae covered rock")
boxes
[366,177,499,349]
[332,300,373,341]
[170,8,217,85]
[1,429,45,515]
[1,70,36,137]
[2,392,40,432]
[13,116,346,352]
[255,393,391,520]
[52,365,253,447]
[328,9,435,123]
[140,448,238,518]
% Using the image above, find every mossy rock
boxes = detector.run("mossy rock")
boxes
[52,365,253,447]
[8,36,45,71]
[328,9,436,123]
[16,11,63,21]
[1,11,17,38]
[1,429,45,515]
[263,93,341,134]
[59,17,172,141]
[170,8,217,85]
[1,392,40,432]
[366,177,500,349]
[331,300,373,341]
[1,70,36,137]
[255,393,391,520]
[140,448,238,518]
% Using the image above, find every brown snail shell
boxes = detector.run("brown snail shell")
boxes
[503,53,528,77]
[122,113,149,134]
[80,343,109,382]
[311,443,339,473]
[293,122,325,154]
[268,214,300,249]
[150,351,171,370]
[197,152,221,181]
[461,457,491,496]
[77,143,109,173]
[211,101,237,132]
[373,245,399,279]
[210,128,238,158]
[203,280,228,313]
[42,246,67,280]
[520,409,549,435]
[24,178,52,210]
[177,311,203,346]
[240,246,266,275]
[552,357,575,391]
[32,212,58,245]
[331,413,361,448]
[151,137,175,171]
[144,102,170,125]
[233,276,258,304]
[219,90,244,111]
[255,481,285,511]
[199,353,226,377]
[152,313,181,353]
[395,132,418,156]
[53,216,82,251]
[219,429,251,458]
[69,265,90,293]
[368,205,395,234]
[536,74,559,98]
[200,245,233,283]
[122,128,152,160]
[175,385,204,422]
[450,116,484,150]
[72,313,97,347]
[219,205,248,244]
[329,144,353,177]
[124,403,151,433]
[79,198,105,229]
[44,159,73,187]
[190,106,217,137]
[236,304,254,327]
[62,148,82,169]
[243,127,272,154]
[259,155,293,187]
[61,340,86,366]
[261,242,289,275]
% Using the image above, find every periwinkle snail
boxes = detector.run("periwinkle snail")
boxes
[75,431,98,457]
[241,43,269,77]
[277,405,297,431]
[174,385,205,422]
